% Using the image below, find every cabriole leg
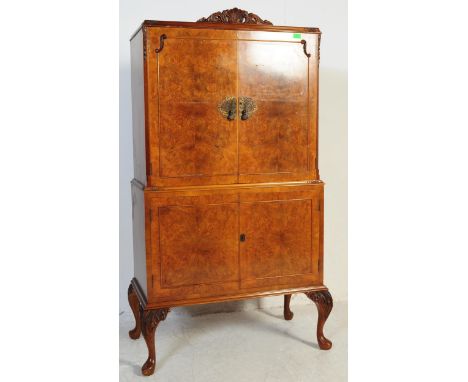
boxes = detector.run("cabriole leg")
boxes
[284,294,294,320]
[305,290,333,350]
[128,283,141,339]
[141,308,170,376]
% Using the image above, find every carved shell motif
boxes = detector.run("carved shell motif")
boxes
[197,7,273,25]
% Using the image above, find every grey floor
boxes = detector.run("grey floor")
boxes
[120,301,347,381]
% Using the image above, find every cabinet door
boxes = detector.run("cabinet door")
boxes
[148,192,240,302]
[239,189,321,289]
[237,32,318,183]
[147,28,239,187]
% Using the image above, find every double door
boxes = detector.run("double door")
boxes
[146,27,319,187]
[146,185,323,304]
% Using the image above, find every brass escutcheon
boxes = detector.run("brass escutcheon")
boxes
[218,96,237,120]
[239,96,257,120]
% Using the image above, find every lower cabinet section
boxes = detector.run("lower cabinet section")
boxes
[145,183,324,305]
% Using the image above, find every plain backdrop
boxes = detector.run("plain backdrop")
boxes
[119,0,348,312]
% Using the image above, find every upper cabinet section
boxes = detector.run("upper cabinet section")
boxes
[130,12,321,188]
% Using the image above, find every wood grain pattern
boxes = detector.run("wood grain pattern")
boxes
[158,38,237,102]
[158,102,237,178]
[147,191,240,303]
[237,38,313,182]
[159,203,239,287]
[238,101,308,175]
[239,197,315,288]
[238,41,308,100]
[148,29,239,186]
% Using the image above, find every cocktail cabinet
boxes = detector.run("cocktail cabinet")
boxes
[128,8,333,376]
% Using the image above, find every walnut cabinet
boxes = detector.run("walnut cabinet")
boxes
[128,8,333,376]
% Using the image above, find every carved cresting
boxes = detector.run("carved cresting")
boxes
[197,7,273,25]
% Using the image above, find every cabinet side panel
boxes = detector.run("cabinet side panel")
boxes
[131,183,147,296]
[130,29,147,185]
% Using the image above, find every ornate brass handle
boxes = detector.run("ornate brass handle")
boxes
[239,96,257,120]
[218,96,257,120]
[218,96,237,120]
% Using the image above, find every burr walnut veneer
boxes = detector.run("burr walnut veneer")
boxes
[128,8,333,376]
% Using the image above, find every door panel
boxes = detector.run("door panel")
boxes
[148,192,240,302]
[238,41,308,100]
[159,203,239,288]
[149,30,239,186]
[239,101,308,174]
[158,38,236,102]
[238,40,312,182]
[159,102,237,177]
[239,191,321,289]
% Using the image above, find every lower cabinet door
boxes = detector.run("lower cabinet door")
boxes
[239,189,322,289]
[148,192,240,302]
[146,185,322,304]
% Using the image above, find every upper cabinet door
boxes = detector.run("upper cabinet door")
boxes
[237,32,319,183]
[146,28,239,187]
